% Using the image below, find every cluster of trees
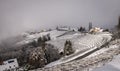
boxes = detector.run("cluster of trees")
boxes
[26,34,61,69]
[77,22,93,32]
[78,27,86,32]
[112,31,120,40]
[37,34,50,46]
[28,44,60,69]
[27,40,74,69]
[0,32,75,70]
[14,34,51,66]
[0,34,51,66]
[29,34,51,47]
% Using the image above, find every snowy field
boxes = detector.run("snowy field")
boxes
[16,30,68,45]
[45,32,112,67]
[47,32,112,53]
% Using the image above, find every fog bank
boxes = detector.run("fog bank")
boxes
[0,0,120,40]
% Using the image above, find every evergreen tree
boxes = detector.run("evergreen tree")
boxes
[78,27,83,32]
[64,40,74,56]
[31,40,37,47]
[37,36,46,51]
[89,22,92,30]
[47,34,51,41]
[118,16,120,29]
[37,37,42,46]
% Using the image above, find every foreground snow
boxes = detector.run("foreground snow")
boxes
[86,45,118,58]
[30,39,120,71]
[93,54,120,71]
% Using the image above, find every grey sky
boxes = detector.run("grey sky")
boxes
[0,0,120,40]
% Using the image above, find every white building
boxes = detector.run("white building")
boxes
[90,27,103,33]
[0,58,19,71]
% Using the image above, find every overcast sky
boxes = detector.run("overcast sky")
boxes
[0,0,120,40]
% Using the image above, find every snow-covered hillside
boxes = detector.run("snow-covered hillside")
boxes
[45,32,112,67]
[16,30,68,45]
[13,29,113,69]
[47,32,112,53]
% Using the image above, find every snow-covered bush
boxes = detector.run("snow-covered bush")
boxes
[28,47,47,69]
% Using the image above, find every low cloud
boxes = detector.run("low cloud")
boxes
[0,0,120,40]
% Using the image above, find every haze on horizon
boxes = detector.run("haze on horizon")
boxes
[0,0,120,40]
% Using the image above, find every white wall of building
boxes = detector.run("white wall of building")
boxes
[0,58,19,71]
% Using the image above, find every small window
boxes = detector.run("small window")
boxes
[8,60,14,63]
